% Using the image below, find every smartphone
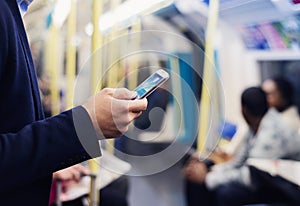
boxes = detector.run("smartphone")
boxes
[134,69,169,99]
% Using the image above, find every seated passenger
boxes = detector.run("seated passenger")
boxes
[215,76,300,162]
[262,76,300,131]
[184,87,300,206]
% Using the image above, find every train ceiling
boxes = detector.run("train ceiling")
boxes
[23,0,300,43]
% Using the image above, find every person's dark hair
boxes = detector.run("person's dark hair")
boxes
[241,87,268,117]
[271,77,294,106]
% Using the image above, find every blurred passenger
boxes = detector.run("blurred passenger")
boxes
[49,165,90,205]
[262,76,300,131]
[38,76,53,118]
[49,165,128,206]
[184,87,300,206]
[214,76,300,163]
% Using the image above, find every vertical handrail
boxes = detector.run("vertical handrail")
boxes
[89,0,104,205]
[65,0,77,110]
[197,0,220,153]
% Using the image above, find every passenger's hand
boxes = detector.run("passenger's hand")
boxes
[184,159,208,184]
[53,164,89,182]
[53,164,90,193]
[83,88,148,139]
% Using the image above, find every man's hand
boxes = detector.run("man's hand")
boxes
[184,159,208,184]
[83,88,148,139]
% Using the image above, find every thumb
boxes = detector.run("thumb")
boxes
[113,88,137,100]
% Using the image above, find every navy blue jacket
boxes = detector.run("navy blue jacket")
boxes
[0,0,100,204]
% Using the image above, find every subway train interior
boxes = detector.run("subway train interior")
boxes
[10,0,300,205]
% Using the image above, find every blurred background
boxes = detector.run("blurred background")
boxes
[23,0,300,205]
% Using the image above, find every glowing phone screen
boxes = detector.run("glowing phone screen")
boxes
[134,73,165,99]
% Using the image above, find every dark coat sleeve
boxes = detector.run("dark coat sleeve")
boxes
[0,106,101,193]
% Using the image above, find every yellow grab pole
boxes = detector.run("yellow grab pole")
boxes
[197,0,219,153]
[107,0,121,89]
[66,0,77,110]
[47,24,60,116]
[118,28,129,88]
[89,0,103,205]
[106,0,121,155]
[91,0,103,94]
[127,19,141,91]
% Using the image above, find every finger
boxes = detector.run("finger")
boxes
[74,164,90,175]
[122,111,142,124]
[72,170,81,182]
[128,98,148,112]
[103,129,123,139]
[184,167,192,177]
[129,111,142,120]
[111,98,145,115]
[113,111,142,129]
[80,167,90,175]
[113,88,137,100]
[100,88,115,96]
